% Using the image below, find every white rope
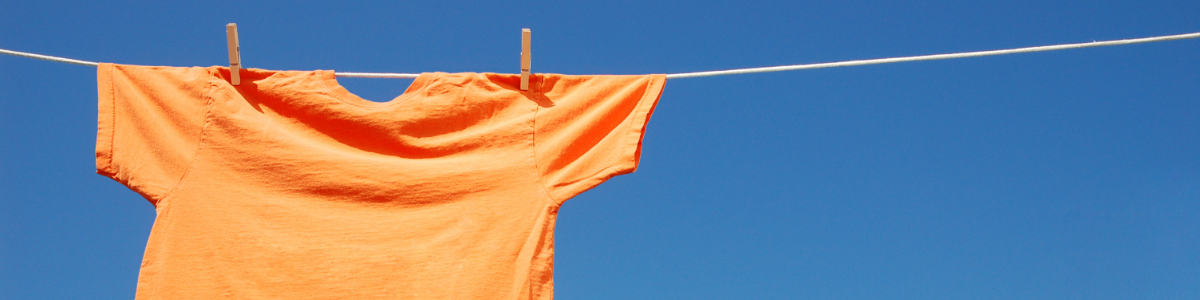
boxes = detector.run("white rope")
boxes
[664,32,1200,79]
[0,48,100,66]
[334,72,419,79]
[2,31,1198,79]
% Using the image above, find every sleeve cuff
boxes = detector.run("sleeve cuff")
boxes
[96,63,116,177]
[618,74,667,174]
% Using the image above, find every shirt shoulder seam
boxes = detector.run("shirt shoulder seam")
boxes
[530,75,562,207]
[155,67,219,206]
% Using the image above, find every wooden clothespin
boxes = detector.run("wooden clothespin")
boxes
[520,28,531,91]
[226,23,242,85]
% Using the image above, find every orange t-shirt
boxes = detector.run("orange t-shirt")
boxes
[96,63,666,299]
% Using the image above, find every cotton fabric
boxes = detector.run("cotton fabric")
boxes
[96,63,666,299]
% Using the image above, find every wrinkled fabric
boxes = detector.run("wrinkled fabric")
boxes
[96,63,666,299]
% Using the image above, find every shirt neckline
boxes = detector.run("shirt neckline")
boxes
[317,70,438,109]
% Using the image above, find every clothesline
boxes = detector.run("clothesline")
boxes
[3,31,1198,79]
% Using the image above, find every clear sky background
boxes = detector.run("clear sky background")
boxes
[2,1,1198,299]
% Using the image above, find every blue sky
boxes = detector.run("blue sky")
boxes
[2,1,1198,299]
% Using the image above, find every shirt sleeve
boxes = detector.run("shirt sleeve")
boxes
[533,74,667,204]
[96,63,214,206]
